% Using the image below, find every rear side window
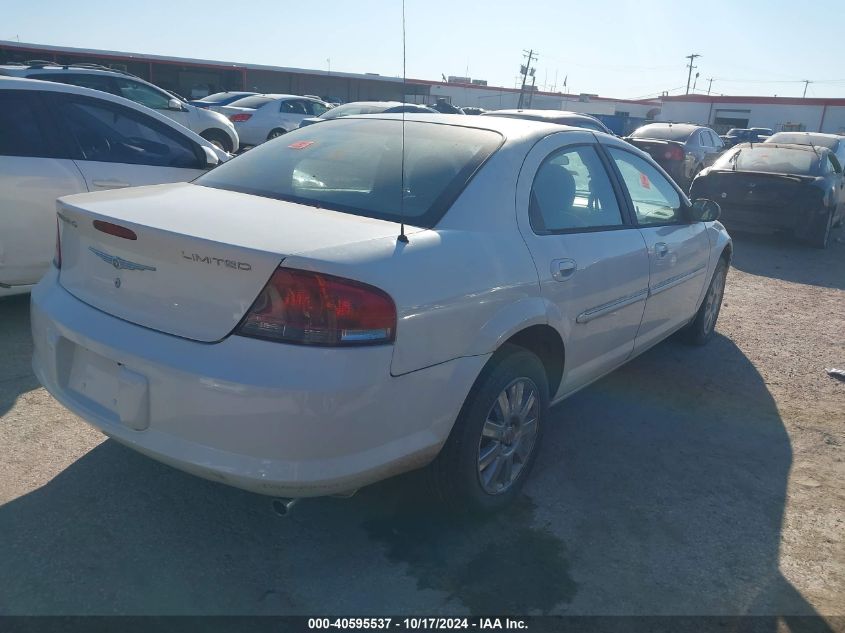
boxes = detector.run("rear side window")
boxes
[53,96,202,168]
[0,91,51,158]
[113,78,170,110]
[530,145,623,233]
[196,118,503,227]
[281,100,309,115]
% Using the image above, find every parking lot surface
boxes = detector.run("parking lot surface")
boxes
[1,232,843,616]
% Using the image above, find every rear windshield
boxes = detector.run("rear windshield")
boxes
[198,92,245,104]
[195,118,503,227]
[226,95,275,109]
[630,125,694,141]
[320,103,389,119]
[767,133,836,150]
[713,146,819,175]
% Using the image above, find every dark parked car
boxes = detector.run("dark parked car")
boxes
[481,109,613,134]
[429,98,465,114]
[720,128,772,149]
[690,143,843,248]
[460,106,486,115]
[626,123,724,190]
[298,101,437,127]
[189,91,258,109]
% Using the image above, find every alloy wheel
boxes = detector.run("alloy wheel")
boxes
[477,377,540,495]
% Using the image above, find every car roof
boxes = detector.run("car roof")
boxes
[250,93,325,102]
[638,122,701,133]
[483,109,600,121]
[346,112,611,144]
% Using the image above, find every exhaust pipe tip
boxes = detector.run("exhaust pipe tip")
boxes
[271,497,299,517]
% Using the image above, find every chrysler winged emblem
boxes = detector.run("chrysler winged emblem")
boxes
[89,247,156,272]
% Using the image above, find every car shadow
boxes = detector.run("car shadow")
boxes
[0,295,40,420]
[729,229,845,290]
[0,332,833,627]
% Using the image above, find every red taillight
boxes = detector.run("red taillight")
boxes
[236,268,396,346]
[229,113,252,122]
[93,220,137,240]
[664,145,684,161]
[53,218,61,269]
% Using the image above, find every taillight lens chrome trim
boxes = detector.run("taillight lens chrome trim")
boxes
[235,268,397,347]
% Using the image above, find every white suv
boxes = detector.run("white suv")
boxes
[0,63,239,153]
[0,77,228,296]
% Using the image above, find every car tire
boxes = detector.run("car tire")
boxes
[428,344,549,514]
[267,128,287,140]
[199,130,232,153]
[682,257,728,346]
[808,208,834,249]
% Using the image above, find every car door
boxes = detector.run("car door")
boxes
[47,93,209,192]
[516,131,650,397]
[111,77,192,129]
[604,145,711,354]
[0,89,88,288]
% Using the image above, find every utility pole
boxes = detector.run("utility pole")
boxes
[707,77,714,95]
[685,53,701,94]
[802,80,811,98]
[517,49,537,109]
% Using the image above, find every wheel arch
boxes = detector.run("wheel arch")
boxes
[496,324,565,398]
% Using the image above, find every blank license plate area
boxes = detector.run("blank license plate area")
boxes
[68,345,121,414]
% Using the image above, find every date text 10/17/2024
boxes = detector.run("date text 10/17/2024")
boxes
[307,618,529,630]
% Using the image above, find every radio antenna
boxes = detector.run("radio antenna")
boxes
[398,0,409,243]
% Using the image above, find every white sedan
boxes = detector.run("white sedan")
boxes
[31,115,731,512]
[0,77,228,297]
[218,94,331,146]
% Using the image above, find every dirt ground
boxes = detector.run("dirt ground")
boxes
[0,230,842,619]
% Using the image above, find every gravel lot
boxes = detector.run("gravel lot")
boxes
[0,231,842,617]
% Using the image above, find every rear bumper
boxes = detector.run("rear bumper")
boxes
[31,270,488,497]
[231,122,269,147]
[717,203,824,234]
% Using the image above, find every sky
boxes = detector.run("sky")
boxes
[5,0,845,100]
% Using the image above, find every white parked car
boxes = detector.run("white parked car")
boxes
[0,63,240,153]
[31,115,731,512]
[0,77,228,296]
[218,94,331,146]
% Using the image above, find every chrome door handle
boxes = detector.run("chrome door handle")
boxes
[551,258,577,281]
[655,242,669,258]
[91,179,131,189]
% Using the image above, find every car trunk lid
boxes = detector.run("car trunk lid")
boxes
[693,170,818,209]
[57,182,413,342]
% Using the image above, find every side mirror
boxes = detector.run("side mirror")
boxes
[201,145,220,168]
[691,198,721,222]
[168,98,184,111]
